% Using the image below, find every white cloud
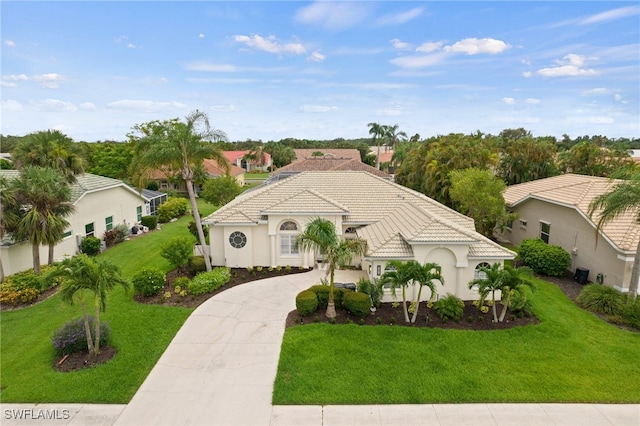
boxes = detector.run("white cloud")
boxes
[127,43,137,49]
[80,102,97,111]
[375,106,403,116]
[443,38,510,55]
[502,97,516,105]
[526,98,541,105]
[294,2,369,31]
[5,40,15,47]
[614,94,622,102]
[307,51,325,62]
[391,39,411,50]
[376,7,424,26]
[579,6,640,25]
[523,71,533,78]
[390,51,449,69]
[211,104,238,112]
[106,100,187,112]
[31,99,77,112]
[199,33,205,39]
[186,62,239,72]
[114,35,128,43]
[299,105,338,113]
[416,41,443,53]
[584,88,611,96]
[536,54,598,77]
[587,116,615,124]
[234,34,305,55]
[32,73,67,89]
[2,74,28,81]
[1,82,17,88]
[1,100,23,111]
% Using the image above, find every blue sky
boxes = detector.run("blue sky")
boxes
[1,1,638,142]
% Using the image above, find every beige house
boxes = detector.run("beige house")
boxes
[0,172,147,276]
[499,173,639,294]
[204,171,514,301]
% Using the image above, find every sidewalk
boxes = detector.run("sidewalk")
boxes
[2,269,638,425]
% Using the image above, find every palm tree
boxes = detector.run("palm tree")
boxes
[56,254,130,355]
[243,145,268,171]
[295,218,367,318]
[383,124,407,153]
[10,166,74,274]
[367,122,385,170]
[379,260,420,323]
[588,173,640,300]
[130,110,228,272]
[0,175,19,282]
[12,129,84,183]
[411,262,444,323]
[468,262,505,323]
[497,265,534,322]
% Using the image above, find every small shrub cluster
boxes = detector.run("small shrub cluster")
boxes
[172,276,191,291]
[81,236,102,256]
[343,291,371,317]
[296,290,319,316]
[188,221,210,244]
[433,294,464,322]
[356,277,382,307]
[189,256,207,273]
[161,237,194,271]
[132,268,166,297]
[518,238,570,277]
[158,197,189,223]
[0,286,40,305]
[51,316,111,356]
[577,284,624,316]
[187,267,231,296]
[140,215,158,230]
[103,224,130,248]
[308,284,345,309]
[0,268,57,305]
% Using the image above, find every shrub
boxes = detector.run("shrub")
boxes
[81,236,102,256]
[140,215,158,230]
[103,224,129,248]
[576,284,624,316]
[357,277,382,307]
[0,287,40,305]
[188,221,210,244]
[308,284,344,309]
[172,276,191,291]
[189,256,207,273]
[433,294,464,323]
[2,269,42,291]
[161,237,194,271]
[187,267,231,296]
[343,291,371,317]
[51,316,110,356]
[518,238,570,277]
[619,298,640,329]
[510,288,534,317]
[158,197,189,223]
[132,268,166,297]
[296,290,319,315]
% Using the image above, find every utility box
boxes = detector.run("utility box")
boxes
[574,268,589,285]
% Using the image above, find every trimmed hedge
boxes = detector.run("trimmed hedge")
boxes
[576,284,624,316]
[189,256,207,273]
[518,238,570,277]
[296,290,319,316]
[187,267,231,296]
[308,284,344,309]
[158,197,189,223]
[81,236,102,256]
[140,215,158,230]
[343,291,371,317]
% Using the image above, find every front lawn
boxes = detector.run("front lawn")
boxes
[0,200,216,403]
[273,278,640,404]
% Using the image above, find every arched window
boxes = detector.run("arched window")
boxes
[279,221,299,256]
[474,262,491,280]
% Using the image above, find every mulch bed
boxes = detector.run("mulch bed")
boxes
[53,346,117,373]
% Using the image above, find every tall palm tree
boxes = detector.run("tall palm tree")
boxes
[497,265,534,322]
[131,110,228,272]
[588,173,640,299]
[0,175,19,282]
[379,260,420,323]
[411,262,444,323]
[295,218,367,318]
[56,254,130,355]
[367,122,385,170]
[11,166,74,274]
[468,262,505,323]
[383,124,407,153]
[12,129,84,183]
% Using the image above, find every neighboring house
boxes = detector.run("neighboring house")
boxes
[499,173,639,294]
[204,171,514,301]
[0,171,147,276]
[266,157,391,184]
[141,188,168,216]
[291,149,362,164]
[151,159,245,191]
[223,150,272,172]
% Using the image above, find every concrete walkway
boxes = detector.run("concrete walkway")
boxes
[2,269,638,425]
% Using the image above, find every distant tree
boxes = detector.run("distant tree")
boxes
[264,143,296,168]
[497,137,559,185]
[86,141,134,180]
[383,124,407,153]
[201,176,243,206]
[558,141,635,177]
[367,122,386,170]
[450,168,515,237]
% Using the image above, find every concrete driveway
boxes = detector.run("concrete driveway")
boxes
[1,268,638,425]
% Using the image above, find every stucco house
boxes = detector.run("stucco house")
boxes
[291,149,362,164]
[498,173,639,294]
[203,171,515,301]
[150,159,245,191]
[266,156,391,184]
[223,150,272,172]
[0,171,148,276]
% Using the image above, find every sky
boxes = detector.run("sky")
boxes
[1,1,639,143]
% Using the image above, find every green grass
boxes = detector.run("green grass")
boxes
[273,278,640,404]
[244,172,269,180]
[0,200,217,403]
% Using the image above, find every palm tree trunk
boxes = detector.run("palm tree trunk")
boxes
[326,266,337,319]
[491,291,498,323]
[0,251,5,283]
[48,244,55,265]
[94,301,101,355]
[32,243,41,275]
[410,285,422,323]
[186,179,212,272]
[498,291,511,323]
[629,240,640,300]
[376,143,381,170]
[401,286,410,323]
[81,300,95,355]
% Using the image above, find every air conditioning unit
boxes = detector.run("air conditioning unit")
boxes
[571,247,578,255]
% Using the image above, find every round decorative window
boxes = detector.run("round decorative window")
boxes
[229,231,247,249]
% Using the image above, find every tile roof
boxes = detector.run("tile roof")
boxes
[504,173,639,252]
[223,150,272,164]
[292,149,361,162]
[273,157,391,178]
[205,171,514,259]
[202,159,245,177]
